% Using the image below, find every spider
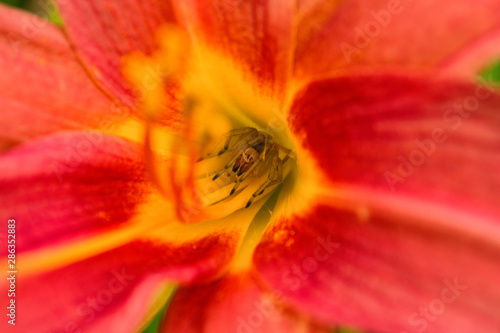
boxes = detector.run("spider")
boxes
[197,127,293,208]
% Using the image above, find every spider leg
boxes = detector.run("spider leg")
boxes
[229,141,278,195]
[218,127,258,155]
[211,153,241,180]
[208,185,249,206]
[245,152,283,208]
[212,133,268,181]
[197,127,258,161]
[229,154,265,195]
[230,131,266,156]
[208,148,269,205]
[229,134,266,177]
[278,146,293,164]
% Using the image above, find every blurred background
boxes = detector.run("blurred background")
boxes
[2,0,500,81]
[1,0,61,24]
[2,0,500,332]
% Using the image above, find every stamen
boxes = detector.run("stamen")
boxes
[119,24,298,221]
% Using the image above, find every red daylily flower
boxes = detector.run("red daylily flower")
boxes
[1,1,500,333]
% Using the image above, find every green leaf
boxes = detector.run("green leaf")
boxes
[481,59,500,83]
[141,307,166,333]
[0,0,28,7]
[141,285,178,333]
[0,0,63,26]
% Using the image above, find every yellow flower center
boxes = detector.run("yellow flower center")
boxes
[22,26,329,278]
[121,24,302,224]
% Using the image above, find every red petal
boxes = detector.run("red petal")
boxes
[289,74,500,223]
[0,4,119,147]
[5,235,237,333]
[251,74,500,331]
[438,27,500,78]
[55,0,178,111]
[253,204,500,332]
[294,1,500,79]
[173,0,294,101]
[0,131,149,253]
[161,273,329,333]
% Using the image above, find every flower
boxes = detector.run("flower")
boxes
[1,1,500,333]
